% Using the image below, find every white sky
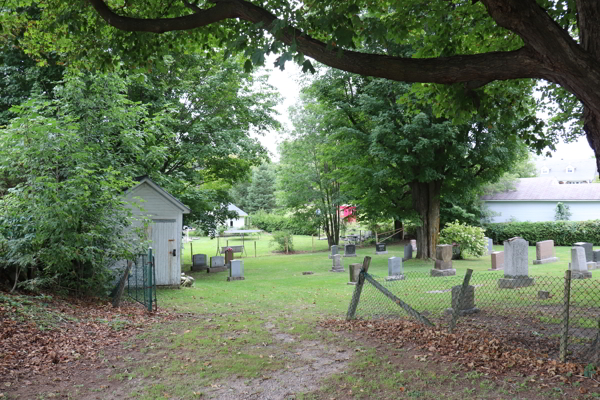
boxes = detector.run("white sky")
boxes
[255,56,596,163]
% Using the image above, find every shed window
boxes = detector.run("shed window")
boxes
[541,167,549,174]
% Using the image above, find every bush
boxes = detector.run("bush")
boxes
[270,231,294,252]
[439,220,487,259]
[485,220,600,246]
[248,210,318,235]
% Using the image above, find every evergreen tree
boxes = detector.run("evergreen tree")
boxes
[245,164,277,213]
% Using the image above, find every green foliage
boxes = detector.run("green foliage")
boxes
[248,210,318,236]
[485,220,600,246]
[439,221,487,259]
[244,164,277,213]
[269,231,294,252]
[554,202,572,221]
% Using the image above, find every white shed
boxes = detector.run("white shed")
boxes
[125,177,191,286]
[227,204,248,228]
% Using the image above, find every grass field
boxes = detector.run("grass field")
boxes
[60,236,597,400]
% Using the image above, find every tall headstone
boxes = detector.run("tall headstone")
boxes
[191,254,208,271]
[533,240,559,264]
[410,239,417,252]
[570,246,592,279]
[573,242,596,269]
[431,244,456,277]
[498,237,534,288]
[403,244,413,261]
[344,244,357,257]
[386,257,404,281]
[485,237,494,255]
[224,249,234,265]
[331,254,344,272]
[489,251,504,271]
[375,243,388,255]
[227,259,245,281]
[348,263,362,285]
[329,245,339,259]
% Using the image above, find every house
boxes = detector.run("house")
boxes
[339,205,357,223]
[535,157,598,184]
[481,177,600,222]
[227,204,248,228]
[125,177,191,286]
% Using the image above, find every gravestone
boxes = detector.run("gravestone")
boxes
[227,259,245,281]
[386,257,405,281]
[375,243,388,255]
[191,254,208,271]
[331,254,344,273]
[431,244,456,277]
[410,239,417,251]
[208,256,227,273]
[573,242,596,269]
[594,250,600,263]
[498,237,534,288]
[533,240,559,264]
[485,237,494,255]
[348,263,362,285]
[489,251,504,271]
[344,244,357,257]
[329,245,339,259]
[538,290,551,299]
[570,246,592,279]
[403,244,413,261]
[445,285,479,315]
[224,249,234,265]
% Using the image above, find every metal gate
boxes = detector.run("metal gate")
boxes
[126,249,157,311]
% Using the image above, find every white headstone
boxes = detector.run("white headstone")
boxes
[228,259,244,280]
[329,245,339,259]
[569,247,592,278]
[388,257,403,276]
[504,237,529,278]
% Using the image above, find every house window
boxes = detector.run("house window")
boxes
[566,166,574,173]
[541,167,549,174]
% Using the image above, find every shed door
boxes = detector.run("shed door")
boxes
[151,219,178,286]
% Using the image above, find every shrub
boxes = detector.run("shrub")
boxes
[270,231,294,252]
[485,220,600,246]
[554,202,572,221]
[438,220,487,259]
[248,210,318,235]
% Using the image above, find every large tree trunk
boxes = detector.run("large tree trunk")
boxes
[410,181,442,260]
[393,219,403,240]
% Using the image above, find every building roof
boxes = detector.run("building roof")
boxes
[482,177,600,201]
[129,176,191,213]
[228,203,248,217]
[535,157,598,182]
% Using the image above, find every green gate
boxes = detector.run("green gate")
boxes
[126,248,157,311]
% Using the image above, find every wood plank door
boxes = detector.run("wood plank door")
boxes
[151,219,178,286]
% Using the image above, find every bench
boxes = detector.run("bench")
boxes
[220,245,246,257]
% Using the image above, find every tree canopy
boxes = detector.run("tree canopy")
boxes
[3,1,600,169]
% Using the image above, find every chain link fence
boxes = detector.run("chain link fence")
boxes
[347,269,600,364]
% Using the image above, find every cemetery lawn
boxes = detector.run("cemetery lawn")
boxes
[8,242,599,400]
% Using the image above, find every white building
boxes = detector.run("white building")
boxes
[125,177,191,286]
[226,204,248,228]
[535,158,598,184]
[482,177,600,223]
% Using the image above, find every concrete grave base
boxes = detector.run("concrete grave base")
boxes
[347,282,357,285]
[430,268,456,277]
[498,276,535,289]
[330,268,345,273]
[191,265,209,272]
[385,275,405,281]
[375,251,389,255]
[538,291,551,299]
[445,307,480,316]
[533,257,559,265]
[207,267,228,273]
[227,276,245,281]
[343,254,357,257]
[302,271,314,275]
[488,267,504,271]
[572,271,593,279]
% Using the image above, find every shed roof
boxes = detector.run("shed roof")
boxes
[535,158,598,181]
[129,176,191,213]
[481,177,600,201]
[227,203,248,217]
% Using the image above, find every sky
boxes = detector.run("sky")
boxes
[256,56,596,163]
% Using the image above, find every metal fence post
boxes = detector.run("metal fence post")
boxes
[147,247,153,312]
[449,269,473,333]
[560,269,572,362]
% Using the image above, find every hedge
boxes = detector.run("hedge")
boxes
[247,210,319,236]
[485,220,600,246]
